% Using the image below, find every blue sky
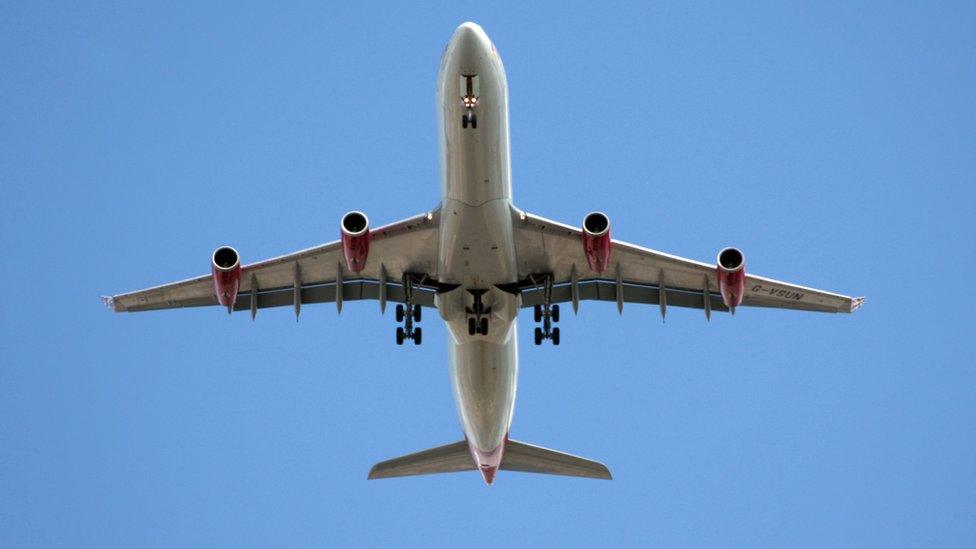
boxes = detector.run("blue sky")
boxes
[2,1,974,546]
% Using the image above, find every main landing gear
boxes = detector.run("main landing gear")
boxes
[533,304,560,346]
[395,274,425,345]
[530,274,560,346]
[394,304,422,345]
[466,289,490,336]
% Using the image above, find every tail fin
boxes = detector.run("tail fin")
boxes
[367,439,611,481]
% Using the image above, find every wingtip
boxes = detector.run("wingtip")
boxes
[850,296,866,312]
[588,461,613,480]
[366,462,386,480]
[100,296,117,312]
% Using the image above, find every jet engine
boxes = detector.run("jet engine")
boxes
[582,212,612,273]
[341,211,370,273]
[716,247,746,312]
[211,246,241,311]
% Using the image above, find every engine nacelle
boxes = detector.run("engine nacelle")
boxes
[211,246,241,310]
[582,212,612,273]
[340,211,370,273]
[716,247,746,311]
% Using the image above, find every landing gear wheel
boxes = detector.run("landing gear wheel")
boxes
[462,110,477,129]
[552,304,560,323]
[413,327,422,345]
[534,327,543,346]
[395,304,404,323]
[413,306,422,323]
[534,304,542,323]
[396,327,405,345]
[468,317,477,336]
[551,327,560,346]
[479,317,489,336]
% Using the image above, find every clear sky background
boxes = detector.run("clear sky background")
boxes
[2,2,974,547]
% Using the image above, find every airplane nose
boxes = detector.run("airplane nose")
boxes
[454,21,487,45]
[447,21,492,69]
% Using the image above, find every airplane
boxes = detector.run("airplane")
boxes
[103,22,864,485]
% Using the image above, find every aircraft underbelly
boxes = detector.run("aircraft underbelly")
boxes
[438,200,518,454]
[436,27,517,456]
[448,334,518,453]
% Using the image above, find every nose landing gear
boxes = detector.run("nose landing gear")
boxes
[461,109,477,129]
[461,74,478,129]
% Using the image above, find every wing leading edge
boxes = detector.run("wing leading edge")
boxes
[511,208,863,315]
[104,210,443,314]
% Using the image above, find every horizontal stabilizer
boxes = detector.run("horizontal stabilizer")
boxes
[367,439,611,481]
[368,441,475,480]
[501,439,612,480]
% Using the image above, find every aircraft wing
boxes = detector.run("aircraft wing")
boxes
[510,209,864,316]
[104,210,443,314]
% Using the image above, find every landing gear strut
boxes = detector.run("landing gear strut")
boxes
[461,74,478,129]
[466,289,490,336]
[395,274,426,345]
[530,274,560,346]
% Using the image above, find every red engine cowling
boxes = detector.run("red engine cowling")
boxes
[341,211,370,273]
[716,247,746,312]
[582,212,612,273]
[211,246,241,310]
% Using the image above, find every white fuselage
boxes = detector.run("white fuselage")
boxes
[435,23,518,479]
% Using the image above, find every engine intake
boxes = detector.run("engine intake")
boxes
[341,211,370,273]
[716,247,746,312]
[211,246,241,311]
[582,212,611,273]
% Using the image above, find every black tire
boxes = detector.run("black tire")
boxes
[534,304,542,323]
[470,114,477,129]
[462,114,468,128]
[480,317,488,336]
[413,327,422,345]
[534,327,543,345]
[552,327,560,346]
[413,306,422,323]
[552,304,560,323]
[396,327,405,345]
[395,304,404,323]
[468,317,476,336]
